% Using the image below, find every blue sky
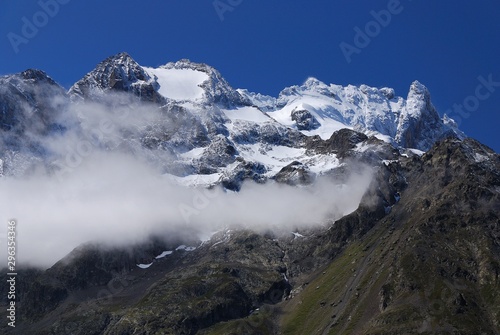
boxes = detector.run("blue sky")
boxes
[1,0,499,152]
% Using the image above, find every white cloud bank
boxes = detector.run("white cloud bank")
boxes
[0,96,374,268]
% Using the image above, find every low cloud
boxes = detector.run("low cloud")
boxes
[0,96,374,268]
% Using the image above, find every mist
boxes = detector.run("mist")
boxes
[0,95,374,268]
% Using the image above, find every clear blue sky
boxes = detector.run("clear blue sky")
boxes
[1,0,499,152]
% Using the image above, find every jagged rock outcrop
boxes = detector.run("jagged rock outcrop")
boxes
[69,52,165,103]
[274,161,315,185]
[291,107,320,130]
[395,80,450,150]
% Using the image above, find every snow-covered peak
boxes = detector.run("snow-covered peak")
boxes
[303,77,328,89]
[270,80,400,142]
[265,78,461,151]
[393,80,448,150]
[159,59,250,107]
[379,87,395,100]
[9,53,467,160]
[109,51,136,65]
[76,52,152,88]
[404,80,433,117]
[20,69,59,85]
[161,59,213,73]
[1,69,61,89]
[68,52,160,102]
[70,54,250,107]
[408,80,428,96]
[0,52,480,194]
[0,69,68,133]
[0,68,70,176]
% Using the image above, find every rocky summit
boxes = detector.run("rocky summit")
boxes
[0,53,498,334]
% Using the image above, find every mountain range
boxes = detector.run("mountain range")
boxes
[0,52,462,185]
[0,52,498,334]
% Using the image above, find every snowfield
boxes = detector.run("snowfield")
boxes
[145,67,209,101]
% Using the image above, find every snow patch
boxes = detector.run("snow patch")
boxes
[180,147,206,159]
[223,106,271,123]
[155,251,173,259]
[474,153,489,163]
[408,148,425,156]
[176,245,196,251]
[210,229,232,248]
[137,263,153,269]
[382,160,398,166]
[145,67,209,101]
[282,273,289,282]
[237,144,307,175]
[167,173,222,187]
[267,97,351,140]
[355,142,374,153]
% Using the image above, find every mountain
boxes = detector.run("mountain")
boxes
[240,76,463,150]
[279,137,500,335]
[69,52,250,107]
[0,69,65,133]
[1,52,460,185]
[0,53,498,334]
[0,69,70,177]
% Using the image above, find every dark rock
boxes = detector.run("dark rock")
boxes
[69,52,165,104]
[291,108,320,130]
[274,161,315,185]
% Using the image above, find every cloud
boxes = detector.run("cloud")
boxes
[0,96,374,268]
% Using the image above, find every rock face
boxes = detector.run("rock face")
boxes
[0,69,68,136]
[279,138,500,335]
[395,81,448,150]
[69,52,165,103]
[0,69,70,175]
[0,52,499,334]
[3,137,498,335]
[274,161,314,185]
[290,108,320,130]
